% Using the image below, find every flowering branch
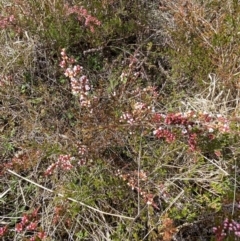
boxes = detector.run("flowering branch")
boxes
[213,218,240,240]
[116,169,160,210]
[60,48,94,107]
[64,4,101,33]
[0,14,15,29]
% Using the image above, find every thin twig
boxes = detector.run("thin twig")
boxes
[19,180,27,206]
[137,131,143,215]
[199,154,229,176]
[7,169,134,220]
[0,188,11,199]
[232,158,237,216]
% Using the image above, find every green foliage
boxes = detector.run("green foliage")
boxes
[79,0,148,45]
[15,0,85,48]
[86,52,103,71]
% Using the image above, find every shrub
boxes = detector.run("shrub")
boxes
[1,1,240,240]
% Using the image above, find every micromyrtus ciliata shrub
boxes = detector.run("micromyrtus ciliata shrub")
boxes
[1,0,240,240]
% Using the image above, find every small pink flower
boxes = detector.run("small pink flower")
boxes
[26,221,38,231]
[0,225,8,236]
[59,60,66,68]
[37,231,47,239]
[15,223,24,232]
[44,163,57,176]
[21,214,29,225]
[60,48,66,56]
[9,15,15,22]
